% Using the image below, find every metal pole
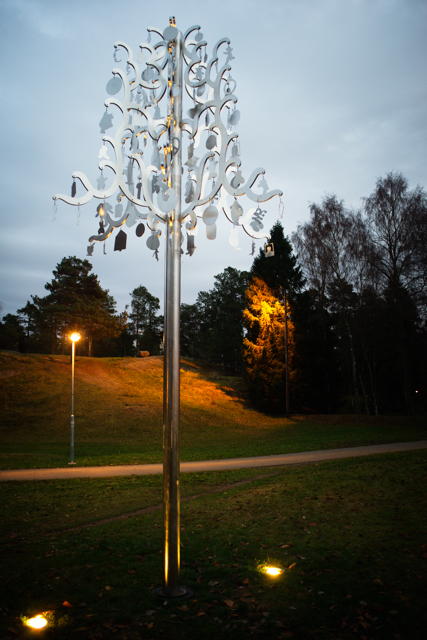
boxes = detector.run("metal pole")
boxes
[157,27,191,599]
[283,287,290,419]
[70,340,76,464]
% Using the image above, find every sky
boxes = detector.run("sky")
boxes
[0,0,426,318]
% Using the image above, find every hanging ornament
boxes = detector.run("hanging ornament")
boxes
[185,177,195,203]
[76,206,81,226]
[186,234,196,256]
[97,170,106,190]
[115,195,123,218]
[206,223,216,240]
[71,180,77,197]
[250,241,256,256]
[136,180,142,199]
[225,44,235,63]
[229,226,241,250]
[202,204,218,226]
[98,220,105,234]
[87,243,95,256]
[103,241,107,255]
[99,110,113,133]
[206,133,216,150]
[230,198,243,224]
[52,199,57,221]
[264,242,275,258]
[135,223,145,237]
[279,197,284,219]
[251,206,265,232]
[137,48,147,64]
[147,232,160,250]
[230,169,244,189]
[114,229,127,251]
[125,200,138,226]
[113,47,121,63]
[207,158,218,180]
[106,75,122,95]
[257,176,269,194]
[230,109,240,126]
[97,144,110,160]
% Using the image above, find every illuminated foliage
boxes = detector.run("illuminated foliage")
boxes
[243,277,295,412]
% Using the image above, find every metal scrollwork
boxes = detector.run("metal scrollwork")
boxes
[53,19,283,253]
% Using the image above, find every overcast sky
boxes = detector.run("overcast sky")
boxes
[0,0,426,318]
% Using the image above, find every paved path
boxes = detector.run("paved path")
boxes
[1,440,426,482]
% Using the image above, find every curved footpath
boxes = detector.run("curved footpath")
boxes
[1,440,426,482]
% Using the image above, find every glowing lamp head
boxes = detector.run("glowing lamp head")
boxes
[70,332,81,343]
[265,566,283,576]
[26,615,48,629]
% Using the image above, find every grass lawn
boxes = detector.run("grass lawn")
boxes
[1,450,426,639]
[1,352,426,470]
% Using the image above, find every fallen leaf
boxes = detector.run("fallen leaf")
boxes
[148,622,154,629]
[127,569,136,574]
[224,599,234,608]
[288,563,297,570]
[373,579,383,585]
[63,601,73,608]
[197,608,206,616]
[105,586,113,591]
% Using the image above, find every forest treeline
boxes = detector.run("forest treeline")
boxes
[1,172,426,415]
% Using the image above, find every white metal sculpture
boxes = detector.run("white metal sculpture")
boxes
[53,17,283,599]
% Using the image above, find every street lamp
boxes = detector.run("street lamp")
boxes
[69,332,81,465]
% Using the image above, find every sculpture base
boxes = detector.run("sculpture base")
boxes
[153,586,194,600]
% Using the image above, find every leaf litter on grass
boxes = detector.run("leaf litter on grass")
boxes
[3,451,426,638]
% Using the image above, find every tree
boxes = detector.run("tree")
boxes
[129,286,163,355]
[251,221,305,298]
[293,196,364,413]
[243,277,295,413]
[194,267,249,373]
[363,172,427,413]
[18,257,121,356]
[248,222,304,415]
[0,314,25,351]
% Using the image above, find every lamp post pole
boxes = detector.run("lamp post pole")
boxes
[69,332,81,465]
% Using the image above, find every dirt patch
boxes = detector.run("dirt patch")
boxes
[75,359,123,389]
[119,356,163,371]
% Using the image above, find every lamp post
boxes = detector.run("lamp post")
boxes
[69,332,81,465]
[54,17,283,597]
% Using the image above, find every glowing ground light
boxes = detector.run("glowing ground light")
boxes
[26,615,48,629]
[265,566,283,576]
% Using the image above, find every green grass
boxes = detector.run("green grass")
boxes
[1,352,426,470]
[1,450,426,639]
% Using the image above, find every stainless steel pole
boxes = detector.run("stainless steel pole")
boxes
[160,27,189,598]
[70,340,75,464]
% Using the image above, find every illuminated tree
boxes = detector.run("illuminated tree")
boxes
[243,277,295,412]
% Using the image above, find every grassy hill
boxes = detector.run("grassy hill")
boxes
[0,351,426,469]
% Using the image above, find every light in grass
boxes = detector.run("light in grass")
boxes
[26,614,48,629]
[258,563,284,577]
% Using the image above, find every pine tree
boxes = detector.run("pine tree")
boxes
[243,277,295,412]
